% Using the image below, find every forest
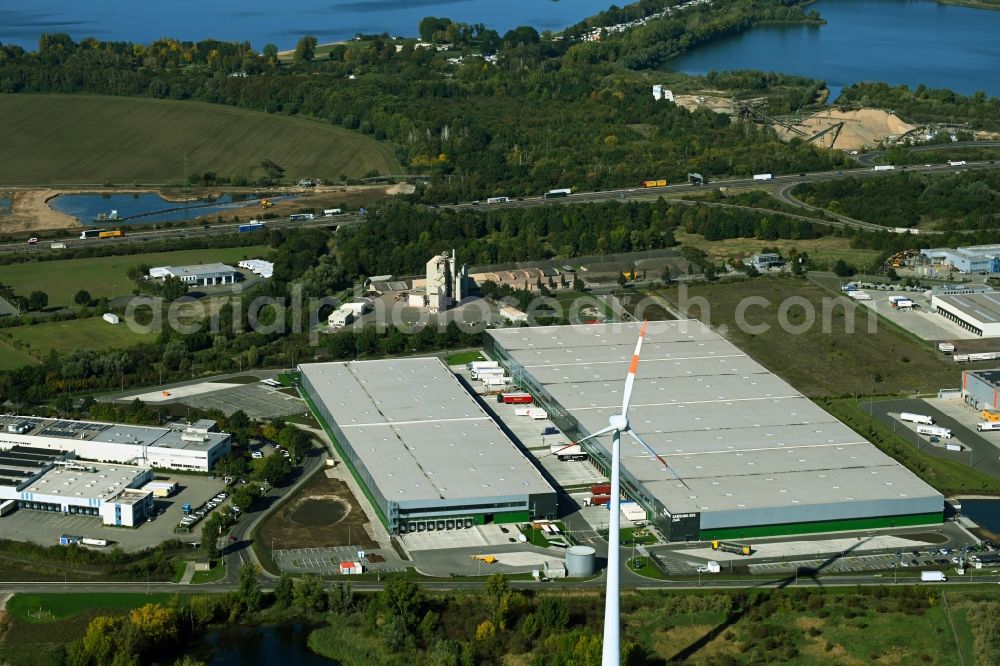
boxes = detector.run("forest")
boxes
[792,172,1000,231]
[837,81,1000,130]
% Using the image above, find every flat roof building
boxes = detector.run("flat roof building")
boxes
[485,322,943,541]
[960,369,1000,411]
[148,263,238,286]
[931,291,1000,337]
[921,245,1000,274]
[0,446,154,526]
[299,358,556,534]
[0,416,231,471]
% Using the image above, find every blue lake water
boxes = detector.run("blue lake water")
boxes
[0,0,616,51]
[206,624,336,666]
[960,499,1000,534]
[666,0,1000,100]
[49,192,263,226]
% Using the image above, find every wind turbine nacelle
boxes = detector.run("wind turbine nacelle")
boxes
[609,414,628,432]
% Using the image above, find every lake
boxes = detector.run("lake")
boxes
[49,192,268,226]
[0,0,615,51]
[667,0,1000,100]
[206,624,336,666]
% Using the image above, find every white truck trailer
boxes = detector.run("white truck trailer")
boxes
[873,165,896,171]
[921,571,946,582]
[752,173,773,181]
[900,412,934,425]
[467,360,500,371]
[917,424,953,439]
[977,421,1000,431]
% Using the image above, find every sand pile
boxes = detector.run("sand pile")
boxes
[777,108,916,151]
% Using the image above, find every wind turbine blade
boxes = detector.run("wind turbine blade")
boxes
[543,425,616,458]
[620,321,648,416]
[625,428,691,491]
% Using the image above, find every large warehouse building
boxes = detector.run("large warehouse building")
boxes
[0,416,231,472]
[485,322,943,541]
[299,358,557,534]
[931,290,1000,337]
[921,245,1000,274]
[960,369,1000,410]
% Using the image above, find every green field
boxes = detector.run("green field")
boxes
[0,339,38,369]
[0,245,269,306]
[0,95,402,185]
[658,276,958,398]
[4,316,153,356]
[6,593,176,623]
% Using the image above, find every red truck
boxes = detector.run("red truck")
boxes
[499,392,533,405]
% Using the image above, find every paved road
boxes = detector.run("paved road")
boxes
[855,140,1000,166]
[5,159,998,256]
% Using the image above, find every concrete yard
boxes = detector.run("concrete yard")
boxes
[126,382,243,403]
[273,546,407,575]
[853,289,978,341]
[0,474,225,551]
[401,523,525,552]
[674,534,933,563]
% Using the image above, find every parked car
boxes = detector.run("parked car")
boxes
[252,451,263,459]
[27,237,38,245]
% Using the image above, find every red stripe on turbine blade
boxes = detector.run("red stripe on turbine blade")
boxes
[639,320,648,337]
[628,355,640,375]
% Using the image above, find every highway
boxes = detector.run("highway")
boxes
[3,158,998,257]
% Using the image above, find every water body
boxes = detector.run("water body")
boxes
[0,0,614,51]
[49,192,262,226]
[206,624,336,666]
[667,0,1000,100]
[960,498,1000,534]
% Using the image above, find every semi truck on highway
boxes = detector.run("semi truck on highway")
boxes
[487,196,509,204]
[80,228,105,239]
[948,160,967,166]
[920,571,946,582]
[917,424,953,439]
[239,221,266,233]
[752,173,773,181]
[900,412,934,425]
[873,165,896,171]
[99,230,124,239]
[642,179,667,187]
[544,188,572,199]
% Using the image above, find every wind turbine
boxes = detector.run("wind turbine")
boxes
[551,321,688,665]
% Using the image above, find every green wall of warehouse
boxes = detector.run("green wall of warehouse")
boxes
[495,510,532,524]
[701,512,942,540]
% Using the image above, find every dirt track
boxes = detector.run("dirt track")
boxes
[1,190,79,233]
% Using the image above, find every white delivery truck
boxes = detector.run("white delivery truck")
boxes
[873,165,895,171]
[921,571,946,582]
[978,421,1000,431]
[900,412,934,425]
[752,173,773,181]
[946,443,964,452]
[917,424,953,438]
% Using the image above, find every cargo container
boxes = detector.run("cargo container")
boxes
[474,367,504,379]
[483,376,509,387]
[323,209,343,216]
[872,165,895,171]
[499,392,532,404]
[642,179,667,187]
[706,560,721,573]
[339,561,364,575]
[900,412,934,425]
[103,313,121,325]
[81,537,109,547]
[946,443,963,451]
[514,407,533,416]
[527,408,548,419]
[50,242,66,249]
[468,360,500,371]
[977,421,1000,431]
[144,481,177,497]
[591,484,612,495]
[620,502,647,521]
[938,342,956,354]
[917,424,952,438]
[584,495,610,507]
[920,571,946,582]
[752,173,773,181]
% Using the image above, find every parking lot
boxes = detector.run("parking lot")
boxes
[400,523,524,552]
[179,383,305,419]
[0,474,226,551]
[273,546,407,575]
